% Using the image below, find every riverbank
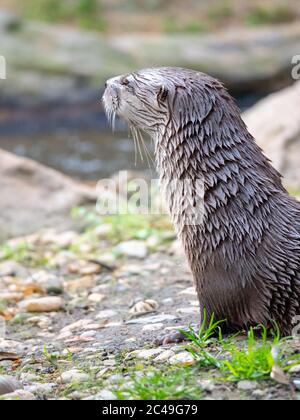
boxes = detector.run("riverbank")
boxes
[1,210,300,400]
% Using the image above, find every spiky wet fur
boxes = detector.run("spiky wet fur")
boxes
[104,67,300,335]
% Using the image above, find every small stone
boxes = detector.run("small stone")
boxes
[93,224,113,238]
[65,275,96,292]
[0,390,35,400]
[293,379,300,390]
[51,251,76,267]
[130,299,159,315]
[0,292,24,302]
[80,331,97,338]
[103,359,116,367]
[142,323,164,332]
[97,253,116,265]
[132,349,163,360]
[289,365,300,374]
[178,287,197,296]
[68,260,101,276]
[96,310,117,319]
[25,383,56,397]
[169,351,196,366]
[19,297,64,313]
[199,380,215,392]
[126,314,178,325]
[20,372,39,382]
[154,350,175,362]
[115,241,147,259]
[252,389,267,398]
[87,293,105,304]
[237,380,258,391]
[91,390,116,400]
[176,307,199,315]
[61,369,90,384]
[26,316,50,329]
[52,231,78,248]
[0,261,26,277]
[46,278,64,295]
[146,236,161,248]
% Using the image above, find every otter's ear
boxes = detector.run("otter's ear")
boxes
[157,85,168,104]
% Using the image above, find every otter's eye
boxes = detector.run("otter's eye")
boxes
[157,86,168,103]
[121,76,130,86]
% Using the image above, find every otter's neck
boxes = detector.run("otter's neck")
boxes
[154,102,286,255]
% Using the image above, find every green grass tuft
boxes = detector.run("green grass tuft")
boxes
[114,366,203,400]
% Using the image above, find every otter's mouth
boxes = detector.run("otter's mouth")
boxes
[102,86,120,130]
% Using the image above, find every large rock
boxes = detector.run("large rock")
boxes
[0,21,300,105]
[243,81,300,189]
[0,149,96,242]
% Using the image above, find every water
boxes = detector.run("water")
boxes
[0,93,263,180]
[0,129,152,180]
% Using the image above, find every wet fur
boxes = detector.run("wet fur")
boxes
[104,67,300,335]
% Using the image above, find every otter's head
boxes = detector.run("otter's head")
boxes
[102,67,215,138]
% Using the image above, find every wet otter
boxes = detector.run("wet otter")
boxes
[103,67,300,337]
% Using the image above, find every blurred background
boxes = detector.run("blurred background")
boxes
[0,0,300,181]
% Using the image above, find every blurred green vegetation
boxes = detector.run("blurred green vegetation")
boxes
[21,0,107,31]
[246,5,295,26]
[6,0,300,33]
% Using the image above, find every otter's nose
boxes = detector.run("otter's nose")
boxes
[105,76,122,89]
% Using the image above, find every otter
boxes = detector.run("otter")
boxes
[103,67,300,337]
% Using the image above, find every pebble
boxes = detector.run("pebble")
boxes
[88,390,116,400]
[293,379,300,391]
[65,275,96,292]
[103,359,116,367]
[60,319,94,333]
[130,299,159,314]
[93,224,113,238]
[80,331,97,338]
[154,350,175,362]
[26,316,50,329]
[178,287,197,296]
[96,310,117,319]
[68,260,102,276]
[88,293,105,304]
[131,348,163,360]
[61,369,90,384]
[289,364,300,374]
[0,261,26,277]
[237,380,259,391]
[126,314,178,325]
[20,372,39,382]
[0,292,24,302]
[199,380,215,392]
[142,323,164,332]
[25,383,56,396]
[53,231,79,247]
[115,241,148,259]
[0,390,36,400]
[176,307,199,315]
[19,297,64,313]
[169,351,196,366]
[252,389,267,398]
